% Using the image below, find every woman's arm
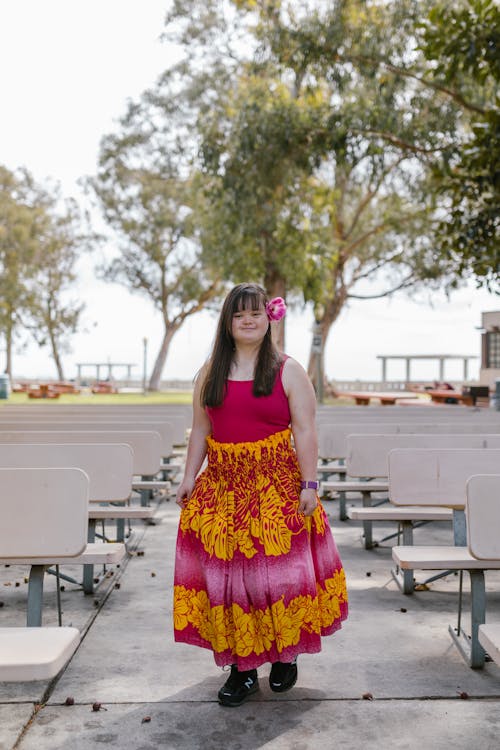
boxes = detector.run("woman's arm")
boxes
[282,357,318,516]
[176,367,212,507]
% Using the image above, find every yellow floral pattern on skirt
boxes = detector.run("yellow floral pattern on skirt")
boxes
[174,569,347,657]
[179,429,326,560]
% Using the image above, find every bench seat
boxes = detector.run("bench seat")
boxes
[349,507,453,522]
[0,543,127,622]
[0,627,80,681]
[317,462,347,477]
[321,479,388,494]
[0,542,125,567]
[160,460,182,471]
[88,507,156,520]
[321,479,389,535]
[478,624,500,666]
[392,545,500,668]
[132,480,170,491]
[346,509,452,591]
[392,545,500,570]
[349,506,453,554]
[347,506,452,557]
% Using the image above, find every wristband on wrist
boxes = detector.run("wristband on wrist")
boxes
[300,480,319,490]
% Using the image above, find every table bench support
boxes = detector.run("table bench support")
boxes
[27,566,45,627]
[391,522,415,594]
[413,510,467,591]
[361,491,373,549]
[337,462,348,521]
[448,569,486,668]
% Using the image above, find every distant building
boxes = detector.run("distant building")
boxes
[480,311,500,387]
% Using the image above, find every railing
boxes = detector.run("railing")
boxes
[12,377,474,394]
[330,380,465,392]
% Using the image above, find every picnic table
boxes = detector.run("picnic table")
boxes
[91,381,117,394]
[427,389,471,405]
[336,391,420,406]
[26,382,80,399]
[27,384,60,399]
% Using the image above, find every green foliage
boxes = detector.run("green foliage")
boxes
[0,166,47,373]
[190,0,462,312]
[418,0,499,289]
[422,0,499,86]
[27,193,86,379]
[198,75,330,291]
[0,166,86,377]
[88,97,223,389]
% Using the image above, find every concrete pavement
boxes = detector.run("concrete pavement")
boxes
[1,493,500,749]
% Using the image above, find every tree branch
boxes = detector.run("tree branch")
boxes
[348,252,407,283]
[347,273,416,300]
[344,155,406,239]
[341,222,391,255]
[351,128,449,155]
[344,55,488,116]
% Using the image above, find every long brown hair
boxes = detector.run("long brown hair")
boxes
[201,283,282,407]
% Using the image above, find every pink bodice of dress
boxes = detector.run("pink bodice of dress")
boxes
[206,361,291,443]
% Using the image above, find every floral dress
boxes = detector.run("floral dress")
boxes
[173,366,348,671]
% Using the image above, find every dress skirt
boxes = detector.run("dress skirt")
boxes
[173,428,348,670]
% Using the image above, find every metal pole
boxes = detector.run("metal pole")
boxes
[312,304,325,404]
[312,320,324,404]
[317,343,324,404]
[381,357,387,383]
[142,338,148,395]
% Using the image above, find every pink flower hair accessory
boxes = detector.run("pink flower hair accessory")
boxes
[266,297,287,321]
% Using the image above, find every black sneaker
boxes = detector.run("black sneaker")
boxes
[218,665,259,707]
[269,659,298,692]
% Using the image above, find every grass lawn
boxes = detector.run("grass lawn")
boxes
[0,390,194,406]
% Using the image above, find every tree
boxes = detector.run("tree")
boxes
[88,108,223,391]
[178,1,463,388]
[0,166,88,380]
[28,193,86,380]
[138,0,493,396]
[198,75,330,349]
[0,166,43,378]
[418,0,499,289]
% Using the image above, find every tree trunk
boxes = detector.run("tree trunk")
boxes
[148,324,179,391]
[264,270,287,352]
[48,327,64,380]
[4,325,13,379]
[308,320,328,400]
[307,296,346,396]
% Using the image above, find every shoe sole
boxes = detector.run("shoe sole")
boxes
[218,680,259,707]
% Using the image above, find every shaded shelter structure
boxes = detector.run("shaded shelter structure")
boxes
[376,354,478,383]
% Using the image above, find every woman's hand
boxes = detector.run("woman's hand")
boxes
[176,477,196,508]
[298,488,318,516]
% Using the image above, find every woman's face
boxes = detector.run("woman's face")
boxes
[231,302,269,346]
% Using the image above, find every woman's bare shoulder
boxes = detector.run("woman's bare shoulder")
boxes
[282,355,311,391]
[282,355,306,376]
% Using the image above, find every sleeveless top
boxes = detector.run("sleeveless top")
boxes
[206,358,291,443]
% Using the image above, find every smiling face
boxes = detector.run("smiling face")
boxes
[231,303,269,346]
[217,283,273,355]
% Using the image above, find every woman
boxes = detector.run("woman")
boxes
[174,282,347,707]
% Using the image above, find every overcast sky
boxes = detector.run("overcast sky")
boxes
[0,0,497,385]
